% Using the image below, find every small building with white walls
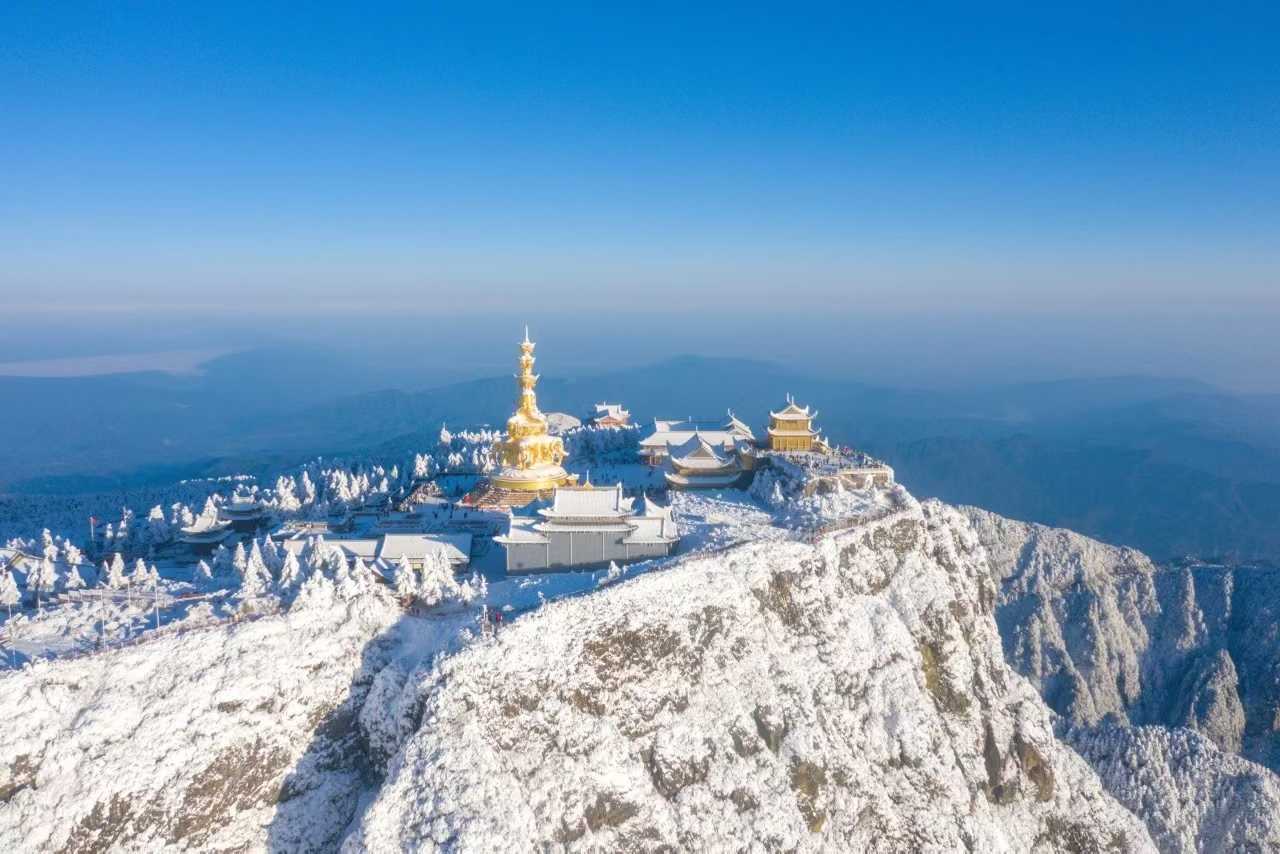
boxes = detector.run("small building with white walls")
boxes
[495,483,678,573]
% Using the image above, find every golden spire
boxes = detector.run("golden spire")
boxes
[516,326,541,418]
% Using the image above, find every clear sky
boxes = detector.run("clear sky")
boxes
[2,3,1278,375]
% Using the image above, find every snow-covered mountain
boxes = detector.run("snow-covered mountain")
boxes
[966,507,1280,772]
[344,500,1151,852]
[3,485,1279,852]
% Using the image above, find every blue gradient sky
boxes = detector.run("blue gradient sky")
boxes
[2,3,1278,327]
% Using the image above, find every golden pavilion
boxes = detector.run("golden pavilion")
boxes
[767,395,821,452]
[486,329,578,503]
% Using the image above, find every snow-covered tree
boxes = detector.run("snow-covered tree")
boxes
[64,563,86,592]
[231,542,248,579]
[210,544,232,578]
[277,550,303,594]
[349,556,377,591]
[145,505,171,545]
[291,568,334,611]
[62,542,84,569]
[0,571,19,618]
[131,558,150,588]
[28,557,58,612]
[192,559,213,585]
[260,536,283,575]
[236,548,270,608]
[299,471,317,505]
[274,475,302,513]
[393,555,417,600]
[417,550,460,608]
[104,554,127,590]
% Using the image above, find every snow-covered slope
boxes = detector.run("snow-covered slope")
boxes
[344,500,1153,852]
[13,488,1280,852]
[965,507,1280,771]
[1068,725,1280,854]
[0,589,414,853]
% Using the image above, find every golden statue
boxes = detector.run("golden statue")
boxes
[489,328,577,494]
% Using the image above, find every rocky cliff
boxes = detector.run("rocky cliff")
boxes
[344,501,1152,851]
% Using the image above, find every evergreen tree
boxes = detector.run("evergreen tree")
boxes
[260,536,283,575]
[0,571,19,618]
[231,542,248,579]
[29,557,58,612]
[64,563,86,591]
[237,548,269,606]
[193,559,213,585]
[146,505,170,544]
[131,558,150,588]
[211,544,232,578]
[291,568,334,611]
[394,555,416,599]
[277,550,303,594]
[105,554,127,590]
[300,471,317,505]
[417,550,459,607]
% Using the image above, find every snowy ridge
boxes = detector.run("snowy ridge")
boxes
[1067,725,1280,853]
[0,589,411,853]
[343,501,1152,852]
[964,507,1280,772]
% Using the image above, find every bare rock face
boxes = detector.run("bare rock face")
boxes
[965,507,1280,768]
[343,503,1153,852]
[1068,725,1280,854]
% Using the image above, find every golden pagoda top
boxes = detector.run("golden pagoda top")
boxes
[489,328,575,495]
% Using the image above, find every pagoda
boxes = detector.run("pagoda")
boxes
[767,395,820,452]
[486,329,577,503]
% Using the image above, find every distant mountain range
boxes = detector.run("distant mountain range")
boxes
[2,349,1279,560]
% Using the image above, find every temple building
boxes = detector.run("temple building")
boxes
[278,532,472,572]
[590,402,631,427]
[495,482,679,572]
[663,434,754,490]
[179,514,233,553]
[221,495,268,533]
[767,396,821,453]
[639,413,755,466]
[481,329,578,506]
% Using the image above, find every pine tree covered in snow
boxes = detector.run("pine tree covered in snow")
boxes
[211,544,232,578]
[231,542,248,579]
[277,550,303,595]
[0,571,19,617]
[28,557,58,612]
[416,551,461,607]
[192,560,213,585]
[393,555,416,600]
[64,563,86,591]
[104,554,126,590]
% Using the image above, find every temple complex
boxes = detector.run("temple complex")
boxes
[478,329,578,506]
[767,396,821,452]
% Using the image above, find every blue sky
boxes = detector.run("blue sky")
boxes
[2,2,1278,321]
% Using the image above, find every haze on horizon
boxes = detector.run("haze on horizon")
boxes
[2,3,1278,390]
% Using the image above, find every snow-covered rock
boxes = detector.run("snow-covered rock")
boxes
[343,501,1153,852]
[965,508,1280,765]
[1068,725,1280,854]
[0,591,407,853]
